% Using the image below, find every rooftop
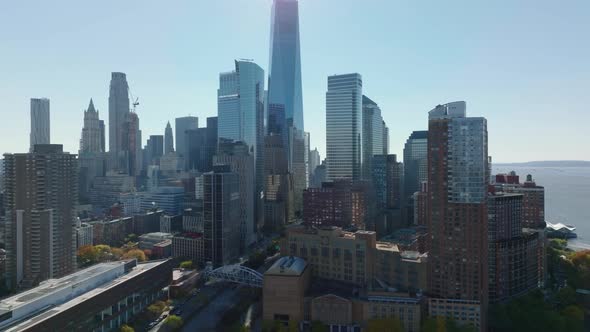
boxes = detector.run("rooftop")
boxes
[3,260,169,331]
[265,256,307,276]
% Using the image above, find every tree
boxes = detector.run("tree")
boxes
[288,320,298,332]
[179,260,193,269]
[122,249,147,262]
[120,324,134,332]
[164,315,183,330]
[77,245,99,266]
[147,300,167,319]
[95,244,113,262]
[562,305,584,332]
[366,318,404,332]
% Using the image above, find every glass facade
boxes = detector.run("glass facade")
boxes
[361,95,384,180]
[268,0,304,135]
[403,131,428,200]
[326,73,363,181]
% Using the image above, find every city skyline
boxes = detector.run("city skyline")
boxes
[1,1,588,162]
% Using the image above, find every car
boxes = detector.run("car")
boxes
[147,322,156,328]
[162,314,168,320]
[176,310,183,316]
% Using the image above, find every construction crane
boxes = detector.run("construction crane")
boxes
[128,87,139,113]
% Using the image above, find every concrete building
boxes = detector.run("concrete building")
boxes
[145,135,164,166]
[264,134,294,230]
[139,232,174,250]
[3,145,77,290]
[140,187,184,216]
[79,99,104,154]
[263,256,311,322]
[283,226,427,291]
[29,98,50,151]
[372,154,402,210]
[303,180,370,229]
[0,259,173,332]
[427,101,488,331]
[496,173,545,229]
[89,173,135,210]
[172,233,204,265]
[159,214,182,233]
[75,221,94,248]
[326,73,363,181]
[89,217,133,247]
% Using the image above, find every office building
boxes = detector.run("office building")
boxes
[172,233,205,266]
[30,98,50,150]
[217,60,265,210]
[326,73,363,181]
[267,0,305,185]
[139,232,174,250]
[186,117,218,172]
[108,72,131,172]
[403,131,428,223]
[361,95,384,180]
[0,259,174,332]
[202,165,241,266]
[121,111,142,175]
[372,154,402,210]
[309,147,321,179]
[3,145,77,290]
[427,101,488,331]
[175,116,198,162]
[145,135,164,166]
[140,187,184,216]
[215,140,256,249]
[164,121,174,154]
[89,217,133,247]
[89,173,135,210]
[263,256,310,323]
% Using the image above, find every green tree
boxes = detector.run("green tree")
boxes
[562,305,584,332]
[288,320,298,332]
[179,260,193,269]
[164,315,183,330]
[120,324,134,332]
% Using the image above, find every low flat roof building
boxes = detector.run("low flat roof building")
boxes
[0,259,174,332]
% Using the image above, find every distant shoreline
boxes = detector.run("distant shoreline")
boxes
[495,161,590,167]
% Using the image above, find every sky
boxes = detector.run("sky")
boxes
[1,0,589,163]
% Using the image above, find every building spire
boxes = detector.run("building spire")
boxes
[88,98,96,112]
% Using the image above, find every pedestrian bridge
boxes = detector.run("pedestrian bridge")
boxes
[204,263,264,288]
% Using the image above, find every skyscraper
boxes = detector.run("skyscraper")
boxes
[108,72,130,171]
[267,0,304,138]
[427,101,488,331]
[361,95,385,180]
[217,60,265,214]
[79,99,103,154]
[403,130,428,224]
[267,0,307,211]
[308,147,321,178]
[146,135,164,166]
[186,117,218,172]
[79,99,107,203]
[164,121,174,154]
[326,73,363,181]
[175,116,199,165]
[215,140,256,250]
[3,145,78,290]
[202,165,241,266]
[30,98,50,151]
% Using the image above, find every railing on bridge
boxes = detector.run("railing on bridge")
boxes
[204,263,264,288]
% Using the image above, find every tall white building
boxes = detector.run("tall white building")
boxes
[361,95,385,180]
[326,73,363,181]
[30,98,50,151]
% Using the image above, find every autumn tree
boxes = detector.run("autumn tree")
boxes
[122,249,147,262]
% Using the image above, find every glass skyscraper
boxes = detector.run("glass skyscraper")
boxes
[268,0,304,135]
[268,0,307,210]
[361,95,385,180]
[217,60,265,209]
[326,73,363,181]
[403,130,428,200]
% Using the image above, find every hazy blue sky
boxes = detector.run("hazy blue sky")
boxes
[1,0,589,162]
